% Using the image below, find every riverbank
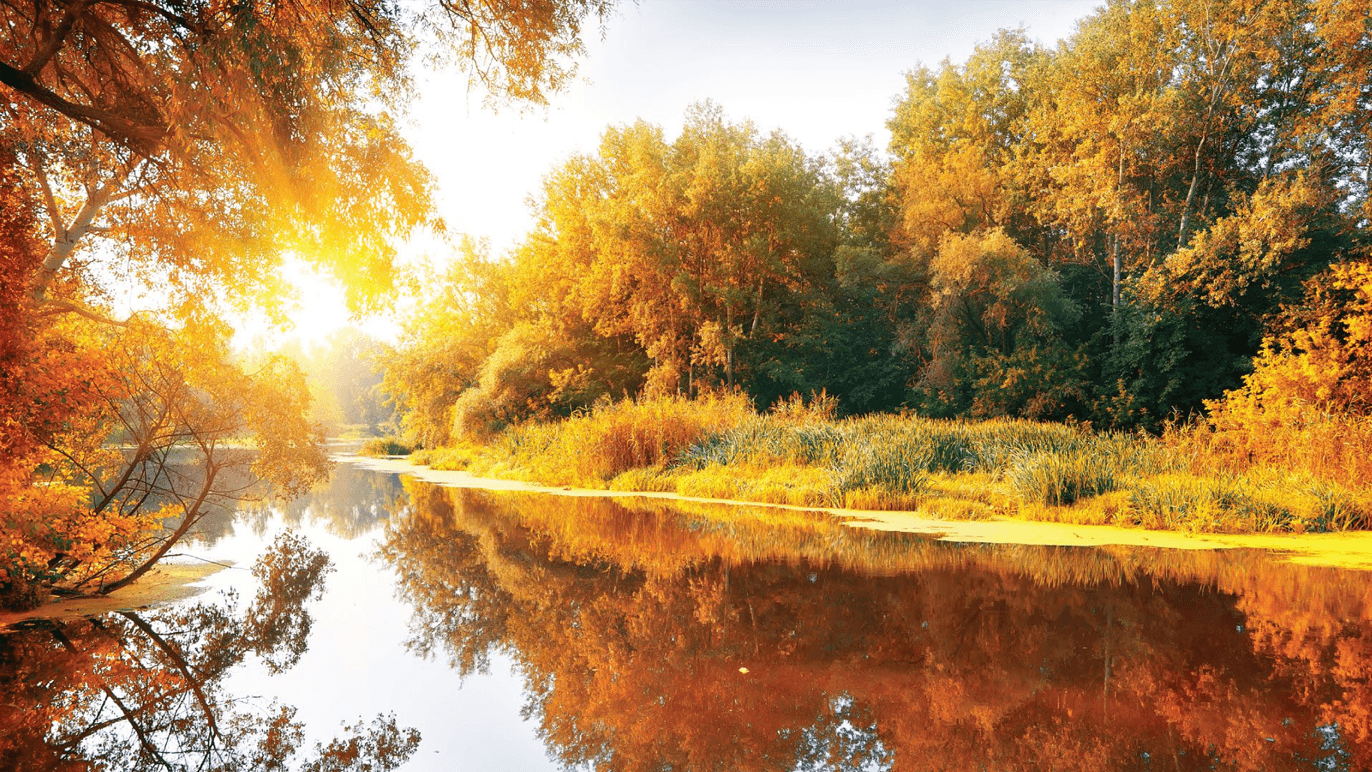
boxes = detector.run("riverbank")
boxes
[0,562,224,630]
[343,455,1372,570]
[370,396,1370,536]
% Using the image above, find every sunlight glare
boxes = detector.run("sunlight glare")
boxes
[231,257,402,352]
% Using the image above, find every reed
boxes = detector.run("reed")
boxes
[412,395,1370,534]
[469,394,753,486]
[358,437,414,457]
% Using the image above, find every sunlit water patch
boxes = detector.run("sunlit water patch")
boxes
[3,462,1371,771]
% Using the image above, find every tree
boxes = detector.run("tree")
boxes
[523,103,842,397]
[0,0,621,605]
[884,0,1366,427]
[888,29,1045,259]
[1,314,328,601]
[1,0,618,322]
[914,229,1082,418]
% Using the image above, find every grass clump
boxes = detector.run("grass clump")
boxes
[1008,449,1120,506]
[831,442,931,507]
[359,437,413,456]
[1123,472,1371,533]
[411,444,479,470]
[470,394,753,486]
[1005,434,1171,506]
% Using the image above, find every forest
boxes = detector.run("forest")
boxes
[2,0,1371,608]
[381,0,1372,531]
[388,2,1372,438]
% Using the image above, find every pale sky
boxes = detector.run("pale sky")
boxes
[265,0,1102,349]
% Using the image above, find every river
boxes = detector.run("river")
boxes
[2,459,1368,771]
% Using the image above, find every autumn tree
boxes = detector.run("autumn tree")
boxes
[0,0,621,605]
[883,0,1367,427]
[1,314,328,602]
[1,0,617,317]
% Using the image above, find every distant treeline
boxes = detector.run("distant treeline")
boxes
[386,0,1372,447]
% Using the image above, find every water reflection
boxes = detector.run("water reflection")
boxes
[193,461,409,544]
[6,462,1371,771]
[380,481,1371,772]
[0,533,419,771]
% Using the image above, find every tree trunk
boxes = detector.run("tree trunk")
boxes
[1112,147,1124,348]
[1175,131,1207,250]
[31,187,109,299]
[1176,46,1233,250]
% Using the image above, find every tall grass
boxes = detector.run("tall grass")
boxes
[1168,412,1372,487]
[1124,472,1371,533]
[668,414,1156,511]
[1006,434,1174,506]
[415,395,1369,534]
[358,437,414,457]
[468,394,753,486]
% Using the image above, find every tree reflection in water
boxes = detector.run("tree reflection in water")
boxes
[0,533,419,771]
[195,461,410,546]
[381,480,1369,772]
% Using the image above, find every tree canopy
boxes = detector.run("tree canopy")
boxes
[388,0,1371,446]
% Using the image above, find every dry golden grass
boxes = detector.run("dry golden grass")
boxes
[358,437,413,457]
[414,395,1371,534]
[1168,412,1372,488]
[467,394,753,486]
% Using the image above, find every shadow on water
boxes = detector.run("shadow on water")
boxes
[379,479,1371,772]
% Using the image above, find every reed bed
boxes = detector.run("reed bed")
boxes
[466,394,754,486]
[417,396,1371,534]
[358,437,414,456]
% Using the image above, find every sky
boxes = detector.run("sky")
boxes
[265,0,1103,349]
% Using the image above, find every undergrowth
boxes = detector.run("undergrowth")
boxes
[413,395,1371,534]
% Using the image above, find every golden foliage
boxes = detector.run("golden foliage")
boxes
[0,312,330,605]
[1202,260,1372,486]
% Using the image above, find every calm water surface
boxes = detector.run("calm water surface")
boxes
[3,461,1370,771]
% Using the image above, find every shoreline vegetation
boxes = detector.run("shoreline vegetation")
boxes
[361,393,1371,536]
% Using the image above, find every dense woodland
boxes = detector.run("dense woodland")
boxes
[387,0,1372,448]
